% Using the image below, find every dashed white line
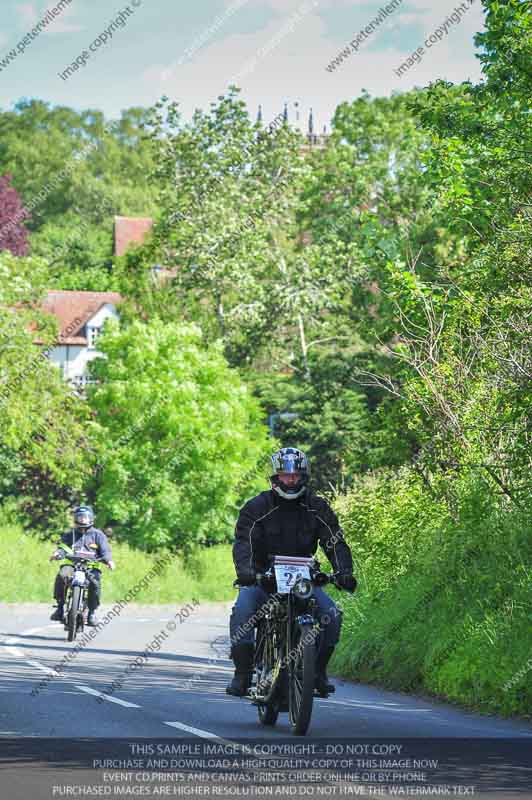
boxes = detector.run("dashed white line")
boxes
[6,646,24,658]
[26,659,56,675]
[21,626,48,636]
[163,721,227,740]
[162,722,297,756]
[323,699,433,712]
[75,685,141,708]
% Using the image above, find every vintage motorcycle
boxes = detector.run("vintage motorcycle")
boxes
[245,555,343,736]
[52,543,105,642]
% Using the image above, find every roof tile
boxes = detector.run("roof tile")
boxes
[114,216,154,256]
[40,290,122,345]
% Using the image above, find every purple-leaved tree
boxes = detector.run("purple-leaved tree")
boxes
[0,174,30,256]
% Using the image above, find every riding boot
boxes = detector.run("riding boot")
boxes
[87,591,99,627]
[315,645,336,695]
[50,603,64,622]
[226,643,254,696]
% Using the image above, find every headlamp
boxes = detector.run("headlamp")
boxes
[292,577,313,599]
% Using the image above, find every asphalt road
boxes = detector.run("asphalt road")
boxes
[1,602,531,800]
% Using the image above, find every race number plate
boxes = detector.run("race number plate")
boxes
[73,570,86,585]
[274,563,311,594]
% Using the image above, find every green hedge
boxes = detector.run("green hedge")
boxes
[333,468,532,718]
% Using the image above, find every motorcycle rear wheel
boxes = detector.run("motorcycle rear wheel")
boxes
[256,622,280,726]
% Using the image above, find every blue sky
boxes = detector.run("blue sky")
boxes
[0,0,486,130]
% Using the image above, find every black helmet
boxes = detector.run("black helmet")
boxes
[73,505,94,529]
[270,447,309,500]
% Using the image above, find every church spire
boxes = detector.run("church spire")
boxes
[257,104,263,125]
[283,102,288,124]
[308,107,314,136]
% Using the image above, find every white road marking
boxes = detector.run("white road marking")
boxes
[163,721,227,740]
[163,722,315,757]
[26,660,56,675]
[323,698,433,712]
[6,646,24,658]
[75,685,141,708]
[21,626,48,636]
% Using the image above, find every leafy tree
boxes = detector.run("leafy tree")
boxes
[0,100,158,234]
[298,92,451,342]
[0,252,97,529]
[144,90,352,370]
[31,211,118,292]
[383,0,532,506]
[0,100,160,291]
[89,318,272,551]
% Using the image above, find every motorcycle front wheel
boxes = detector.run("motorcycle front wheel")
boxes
[67,585,82,642]
[288,623,316,736]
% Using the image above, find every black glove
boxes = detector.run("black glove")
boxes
[256,573,277,593]
[236,568,257,587]
[336,573,357,593]
[313,571,329,586]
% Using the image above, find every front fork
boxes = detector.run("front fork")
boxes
[287,595,319,672]
[70,576,92,629]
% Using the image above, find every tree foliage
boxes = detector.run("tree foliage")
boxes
[89,318,272,551]
[0,252,96,529]
[0,0,529,568]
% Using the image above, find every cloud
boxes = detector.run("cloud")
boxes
[15,1,83,34]
[259,0,312,11]
[142,0,483,129]
[16,2,38,27]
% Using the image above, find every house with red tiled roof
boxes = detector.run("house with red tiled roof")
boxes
[32,218,177,389]
[41,290,122,388]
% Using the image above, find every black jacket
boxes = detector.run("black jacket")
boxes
[233,488,353,580]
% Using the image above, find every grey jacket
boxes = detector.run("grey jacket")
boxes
[59,526,112,563]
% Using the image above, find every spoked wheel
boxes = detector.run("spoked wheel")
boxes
[288,623,316,735]
[255,622,280,727]
[67,585,82,642]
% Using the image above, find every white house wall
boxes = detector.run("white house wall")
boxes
[48,344,96,380]
[88,304,119,329]
[47,303,119,381]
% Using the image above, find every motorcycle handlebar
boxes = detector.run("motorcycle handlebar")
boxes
[233,569,342,590]
[52,551,108,563]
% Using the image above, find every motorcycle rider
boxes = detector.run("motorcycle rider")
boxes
[227,447,356,697]
[50,505,115,626]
